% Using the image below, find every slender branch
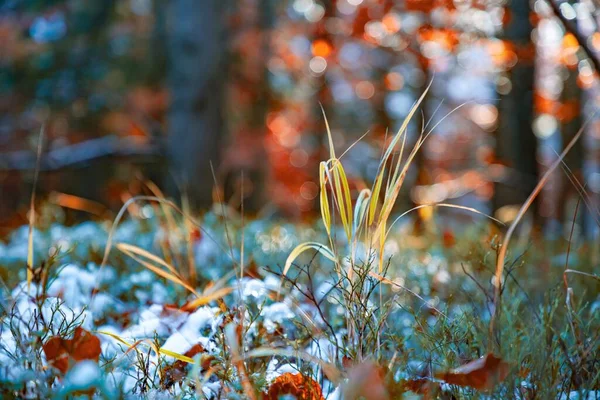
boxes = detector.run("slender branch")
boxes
[0,135,163,171]
[547,0,600,73]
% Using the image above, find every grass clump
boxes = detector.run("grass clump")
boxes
[0,95,598,399]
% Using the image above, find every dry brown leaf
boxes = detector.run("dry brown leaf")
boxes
[42,327,101,374]
[161,343,207,389]
[401,378,440,398]
[435,353,510,391]
[343,361,390,400]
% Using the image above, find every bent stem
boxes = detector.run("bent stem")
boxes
[489,122,588,350]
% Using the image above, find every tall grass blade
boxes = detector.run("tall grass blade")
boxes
[321,104,336,159]
[490,121,588,343]
[27,125,44,293]
[319,162,332,235]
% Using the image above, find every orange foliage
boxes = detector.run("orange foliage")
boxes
[264,373,324,400]
[352,6,370,37]
[385,72,404,90]
[560,33,580,68]
[418,28,459,52]
[563,33,579,50]
[435,353,510,391]
[402,378,440,397]
[405,0,455,12]
[42,327,101,374]
[534,93,581,123]
[592,32,600,51]
[312,39,332,57]
[344,361,390,400]
[515,42,536,64]
[382,13,401,33]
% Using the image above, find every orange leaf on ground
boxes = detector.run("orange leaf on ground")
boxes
[42,327,101,374]
[162,343,208,389]
[435,353,510,391]
[264,373,324,400]
[401,378,440,397]
[343,361,390,400]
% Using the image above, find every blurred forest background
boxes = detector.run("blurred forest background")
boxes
[1,0,599,241]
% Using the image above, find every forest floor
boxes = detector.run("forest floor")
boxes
[0,203,598,399]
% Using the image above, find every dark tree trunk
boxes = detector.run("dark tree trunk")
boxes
[165,0,230,208]
[493,0,538,213]
[559,53,584,233]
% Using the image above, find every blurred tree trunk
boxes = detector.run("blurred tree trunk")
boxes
[559,48,584,233]
[165,0,230,208]
[312,0,335,212]
[222,0,273,212]
[493,0,538,214]
[246,0,274,212]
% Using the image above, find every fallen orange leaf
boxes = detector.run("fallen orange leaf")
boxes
[435,353,510,391]
[43,327,101,374]
[343,361,390,400]
[264,373,324,400]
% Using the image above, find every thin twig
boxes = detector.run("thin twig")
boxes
[1,135,162,172]
[490,120,589,349]
[547,0,600,73]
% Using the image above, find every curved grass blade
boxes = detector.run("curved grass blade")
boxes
[490,121,588,343]
[117,243,199,296]
[283,242,336,277]
[245,347,342,385]
[27,125,45,292]
[353,189,371,237]
[319,161,331,236]
[386,203,505,237]
[96,331,195,364]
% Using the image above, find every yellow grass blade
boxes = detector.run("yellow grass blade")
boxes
[319,162,331,236]
[144,181,179,274]
[181,287,235,311]
[321,104,336,159]
[98,196,231,274]
[368,83,431,230]
[378,220,386,273]
[382,83,430,166]
[144,180,182,244]
[491,122,588,340]
[96,330,134,348]
[353,189,371,237]
[117,242,180,277]
[182,194,197,283]
[368,171,384,226]
[338,130,371,161]
[158,347,196,364]
[386,203,505,237]
[283,242,336,276]
[49,192,108,217]
[117,244,200,297]
[96,331,195,364]
[331,160,353,241]
[27,125,45,292]
[378,137,422,224]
